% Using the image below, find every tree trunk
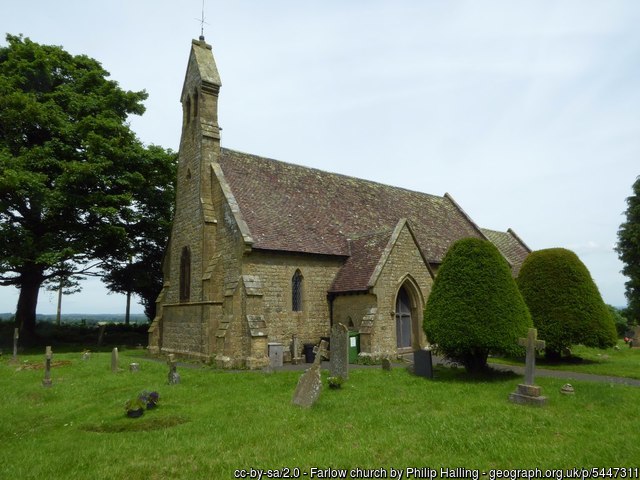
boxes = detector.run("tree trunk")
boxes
[56,277,63,326]
[15,267,44,338]
[125,290,131,325]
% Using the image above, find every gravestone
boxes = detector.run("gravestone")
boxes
[12,327,19,362]
[292,340,328,407]
[381,358,392,371]
[129,362,140,372]
[291,334,302,365]
[42,346,53,387]
[414,348,433,378]
[329,323,349,380]
[167,354,180,384]
[82,351,91,361]
[509,328,547,406]
[111,347,119,373]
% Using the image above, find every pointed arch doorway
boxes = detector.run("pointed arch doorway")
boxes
[395,286,412,349]
[395,280,424,352]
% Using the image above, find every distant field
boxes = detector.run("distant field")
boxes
[0,313,149,324]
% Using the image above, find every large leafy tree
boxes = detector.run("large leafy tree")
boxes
[102,145,176,322]
[423,238,532,373]
[616,176,640,324]
[516,248,617,359]
[0,34,156,335]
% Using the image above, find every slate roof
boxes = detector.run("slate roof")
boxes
[328,229,394,293]
[480,228,531,276]
[217,148,485,266]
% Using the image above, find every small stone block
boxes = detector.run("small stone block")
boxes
[560,383,575,395]
[129,362,140,372]
[516,384,542,397]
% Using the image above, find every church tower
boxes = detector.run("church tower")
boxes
[149,38,222,355]
[170,37,221,304]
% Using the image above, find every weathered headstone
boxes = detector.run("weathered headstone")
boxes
[329,323,349,380]
[167,354,180,384]
[111,347,119,373]
[291,334,302,365]
[129,362,140,372]
[81,351,91,361]
[42,346,53,387]
[509,328,547,406]
[292,340,328,407]
[12,327,19,362]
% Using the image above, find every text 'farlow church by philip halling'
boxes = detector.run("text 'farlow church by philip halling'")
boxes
[148,37,531,368]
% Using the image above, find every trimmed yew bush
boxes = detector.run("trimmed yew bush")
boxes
[423,238,532,373]
[516,248,617,359]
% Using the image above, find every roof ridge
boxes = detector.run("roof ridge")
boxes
[221,147,445,201]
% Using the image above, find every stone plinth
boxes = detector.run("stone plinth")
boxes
[509,384,547,406]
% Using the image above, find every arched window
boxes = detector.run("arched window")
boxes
[193,89,199,118]
[185,96,191,125]
[292,269,303,311]
[180,246,191,302]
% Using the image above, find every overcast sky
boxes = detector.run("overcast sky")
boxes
[1,0,639,315]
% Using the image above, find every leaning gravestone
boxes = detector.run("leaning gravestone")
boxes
[111,347,119,373]
[167,354,180,384]
[292,340,328,407]
[509,328,547,406]
[329,323,349,380]
[42,346,53,388]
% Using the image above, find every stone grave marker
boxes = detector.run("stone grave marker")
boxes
[111,347,119,373]
[329,323,349,380]
[381,358,392,371]
[414,348,434,378]
[509,328,547,406]
[291,334,302,365]
[42,346,53,387]
[129,362,140,372]
[82,351,91,361]
[292,340,328,407]
[167,354,180,384]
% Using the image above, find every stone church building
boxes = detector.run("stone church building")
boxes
[148,38,531,368]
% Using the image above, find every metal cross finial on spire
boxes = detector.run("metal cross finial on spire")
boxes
[195,0,209,41]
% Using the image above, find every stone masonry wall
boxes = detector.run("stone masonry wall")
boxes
[242,251,343,358]
[371,224,433,356]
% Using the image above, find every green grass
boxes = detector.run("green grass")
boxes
[1,349,639,479]
[490,340,640,379]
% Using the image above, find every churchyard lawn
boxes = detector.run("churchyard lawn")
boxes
[490,340,640,380]
[1,349,639,479]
